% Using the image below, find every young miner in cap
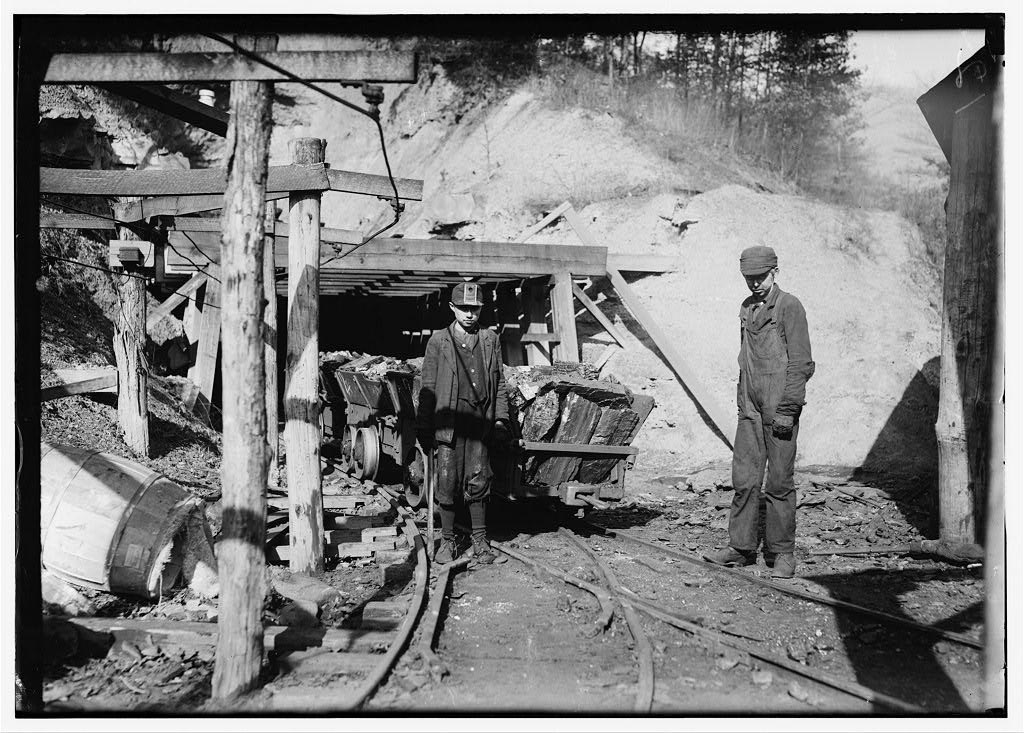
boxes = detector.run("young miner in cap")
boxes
[417,281,512,565]
[705,246,815,579]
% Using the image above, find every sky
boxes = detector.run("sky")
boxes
[849,29,989,89]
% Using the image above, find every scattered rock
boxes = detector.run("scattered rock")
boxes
[716,653,741,671]
[751,669,773,687]
[787,681,810,702]
[275,600,320,627]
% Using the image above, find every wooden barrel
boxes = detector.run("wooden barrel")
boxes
[40,442,201,599]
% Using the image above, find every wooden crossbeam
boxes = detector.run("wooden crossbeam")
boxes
[147,272,208,331]
[44,50,417,84]
[124,192,290,220]
[521,441,638,456]
[40,165,423,203]
[516,202,572,243]
[167,236,607,277]
[571,283,629,349]
[40,165,329,197]
[607,254,681,273]
[326,169,423,201]
[100,83,229,136]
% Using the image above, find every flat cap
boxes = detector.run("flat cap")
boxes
[451,281,485,307]
[739,246,778,276]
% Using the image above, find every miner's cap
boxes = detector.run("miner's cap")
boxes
[739,246,778,276]
[451,281,485,307]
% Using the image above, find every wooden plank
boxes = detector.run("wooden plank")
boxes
[522,441,639,456]
[571,283,628,348]
[167,236,608,277]
[39,212,115,230]
[607,254,682,273]
[519,333,561,343]
[521,277,551,366]
[147,273,208,332]
[40,368,117,401]
[40,165,329,197]
[514,201,571,243]
[326,169,423,202]
[64,616,394,653]
[550,271,579,363]
[608,269,733,449]
[44,50,418,84]
[100,83,229,136]
[186,271,221,421]
[125,192,289,220]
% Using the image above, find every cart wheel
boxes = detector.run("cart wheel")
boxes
[403,445,427,508]
[353,426,380,481]
[338,425,356,474]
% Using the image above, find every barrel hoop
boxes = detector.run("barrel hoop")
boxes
[102,471,163,580]
[40,446,100,550]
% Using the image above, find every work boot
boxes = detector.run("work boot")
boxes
[703,546,756,567]
[763,551,777,568]
[435,537,458,565]
[470,536,500,565]
[770,553,797,579]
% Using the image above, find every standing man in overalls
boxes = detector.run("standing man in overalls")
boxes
[417,282,512,566]
[705,246,815,579]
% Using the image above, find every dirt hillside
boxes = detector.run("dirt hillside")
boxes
[268,64,943,480]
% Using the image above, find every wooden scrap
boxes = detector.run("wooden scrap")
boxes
[40,367,117,401]
[360,601,407,631]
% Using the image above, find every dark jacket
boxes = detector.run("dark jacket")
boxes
[417,324,510,446]
[737,284,815,419]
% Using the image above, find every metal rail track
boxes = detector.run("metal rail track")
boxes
[577,521,982,650]
[494,525,924,713]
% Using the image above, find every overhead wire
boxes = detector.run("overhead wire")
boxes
[201,32,405,266]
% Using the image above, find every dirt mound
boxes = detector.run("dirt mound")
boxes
[563,185,940,477]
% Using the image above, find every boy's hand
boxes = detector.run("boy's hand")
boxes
[493,420,512,445]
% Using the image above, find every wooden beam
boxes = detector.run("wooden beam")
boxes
[571,283,628,348]
[608,269,733,449]
[63,616,394,654]
[264,203,280,490]
[285,137,326,574]
[44,50,417,84]
[147,272,208,333]
[40,368,117,401]
[550,271,579,363]
[40,165,329,197]
[520,332,561,343]
[326,169,423,202]
[166,236,608,277]
[521,276,551,367]
[186,270,221,423]
[125,192,290,220]
[516,202,572,243]
[100,83,229,136]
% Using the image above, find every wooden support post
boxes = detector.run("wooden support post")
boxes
[185,269,221,423]
[521,277,551,366]
[495,282,524,367]
[111,199,150,457]
[935,95,997,545]
[211,32,275,702]
[550,270,579,363]
[285,136,327,574]
[264,202,280,489]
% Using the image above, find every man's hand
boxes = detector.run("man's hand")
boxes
[772,414,794,440]
[493,419,512,446]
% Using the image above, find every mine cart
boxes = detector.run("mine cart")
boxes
[319,362,418,484]
[320,362,653,512]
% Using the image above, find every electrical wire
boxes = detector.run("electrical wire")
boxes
[201,32,405,262]
[40,197,222,282]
